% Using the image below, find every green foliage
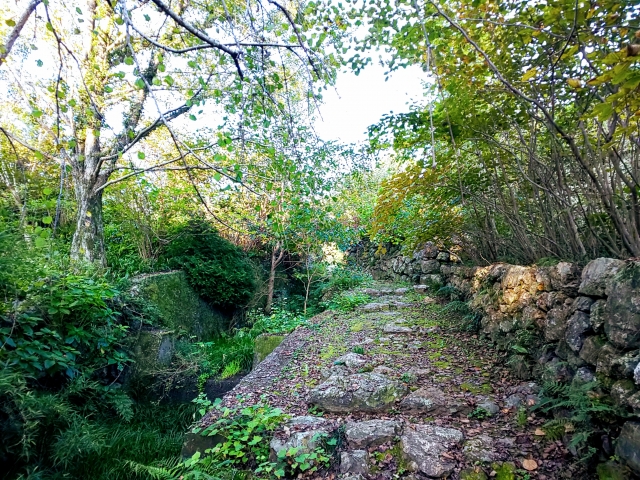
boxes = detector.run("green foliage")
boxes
[442,300,471,315]
[436,286,463,301]
[192,333,255,384]
[516,406,528,428]
[162,221,256,309]
[319,266,372,296]
[327,291,371,312]
[193,396,287,469]
[535,381,624,460]
[247,303,307,335]
[352,346,365,355]
[468,407,492,420]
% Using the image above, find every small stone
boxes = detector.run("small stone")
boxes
[395,287,409,295]
[573,296,595,312]
[334,353,367,369]
[477,399,499,416]
[611,380,636,407]
[373,365,394,375]
[345,419,402,448]
[580,336,606,366]
[359,302,389,312]
[635,361,640,385]
[504,394,523,409]
[269,416,332,462]
[413,284,428,293]
[400,387,447,413]
[572,367,595,385]
[340,450,369,475]
[565,311,591,352]
[383,323,414,334]
[463,434,499,463]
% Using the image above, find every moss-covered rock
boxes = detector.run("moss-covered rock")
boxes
[253,334,285,369]
[460,468,488,480]
[131,270,228,340]
[491,462,516,480]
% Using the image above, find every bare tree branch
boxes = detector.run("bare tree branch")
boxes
[0,0,41,66]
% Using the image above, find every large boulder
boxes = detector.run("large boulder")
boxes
[400,425,464,478]
[253,334,285,368]
[606,261,640,349]
[615,421,640,475]
[345,419,402,448]
[308,373,407,413]
[579,258,625,297]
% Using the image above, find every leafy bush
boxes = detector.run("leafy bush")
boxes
[247,303,307,335]
[436,285,463,301]
[162,220,256,309]
[327,291,371,312]
[320,266,372,294]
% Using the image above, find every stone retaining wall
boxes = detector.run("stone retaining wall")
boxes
[351,243,640,474]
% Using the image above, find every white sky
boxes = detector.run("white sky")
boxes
[314,62,427,145]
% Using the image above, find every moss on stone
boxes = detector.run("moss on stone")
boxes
[460,467,488,480]
[596,462,627,480]
[253,334,285,368]
[491,462,516,480]
[132,270,228,340]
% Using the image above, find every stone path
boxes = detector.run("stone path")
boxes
[204,283,588,479]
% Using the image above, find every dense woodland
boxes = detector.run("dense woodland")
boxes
[1,0,639,478]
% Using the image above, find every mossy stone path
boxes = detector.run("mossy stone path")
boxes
[206,283,586,479]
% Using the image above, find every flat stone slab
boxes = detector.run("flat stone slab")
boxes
[308,373,407,413]
[463,434,499,463]
[345,419,402,448]
[334,353,367,368]
[383,323,414,334]
[401,425,464,477]
[359,302,390,312]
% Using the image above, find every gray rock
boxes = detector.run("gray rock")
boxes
[400,425,464,477]
[413,284,428,293]
[552,262,581,294]
[270,416,332,462]
[635,361,640,385]
[407,367,431,379]
[579,257,625,297]
[340,450,369,475]
[611,380,637,407]
[542,357,574,383]
[579,335,606,365]
[590,300,607,333]
[420,274,443,287]
[321,364,350,379]
[615,421,640,475]
[573,296,595,312]
[345,419,402,448]
[572,367,595,385]
[545,306,571,342]
[308,373,407,413]
[364,288,383,297]
[477,399,499,416]
[395,287,409,295]
[628,391,640,413]
[505,394,523,409]
[565,311,591,352]
[422,242,440,259]
[463,434,499,463]
[373,365,394,375]
[359,302,389,312]
[436,251,450,262]
[606,261,640,348]
[400,387,447,413]
[383,323,414,334]
[421,260,441,274]
[597,345,640,378]
[335,353,367,369]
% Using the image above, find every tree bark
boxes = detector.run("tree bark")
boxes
[265,243,283,314]
[70,184,106,265]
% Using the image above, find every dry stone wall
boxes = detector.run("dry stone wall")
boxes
[352,242,640,473]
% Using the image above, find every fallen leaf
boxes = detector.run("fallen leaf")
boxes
[535,428,546,436]
[522,459,538,471]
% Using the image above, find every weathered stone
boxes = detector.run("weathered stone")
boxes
[308,373,407,413]
[477,399,499,416]
[542,358,574,383]
[359,302,389,312]
[395,287,409,295]
[596,461,628,480]
[421,259,441,274]
[420,274,443,287]
[572,367,596,385]
[373,365,394,375]
[413,284,428,293]
[635,361,640,385]
[551,262,581,295]
[586,303,606,338]
[597,345,640,378]
[628,391,640,413]
[505,394,523,409]
[580,336,606,366]
[270,416,332,462]
[406,367,431,379]
[345,419,402,448]
[437,251,450,262]
[545,306,570,342]
[565,311,591,353]
[321,364,350,380]
[383,322,414,334]
[606,261,640,349]
[421,242,439,259]
[579,258,625,297]
[340,450,369,475]
[615,421,640,475]
[400,387,447,413]
[253,334,285,369]
[611,380,636,407]
[597,343,621,377]
[400,425,464,478]
[334,353,367,369]
[573,296,595,312]
[463,434,499,463]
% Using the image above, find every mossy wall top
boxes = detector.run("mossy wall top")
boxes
[131,270,228,340]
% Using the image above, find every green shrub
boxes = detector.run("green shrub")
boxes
[320,266,372,294]
[247,303,307,335]
[327,291,371,312]
[161,220,256,309]
[436,285,463,301]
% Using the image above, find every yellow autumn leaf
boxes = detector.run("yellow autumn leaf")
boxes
[522,459,538,471]
[567,78,581,88]
[522,68,538,81]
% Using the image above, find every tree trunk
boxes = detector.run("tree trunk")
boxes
[265,243,283,314]
[70,183,106,266]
